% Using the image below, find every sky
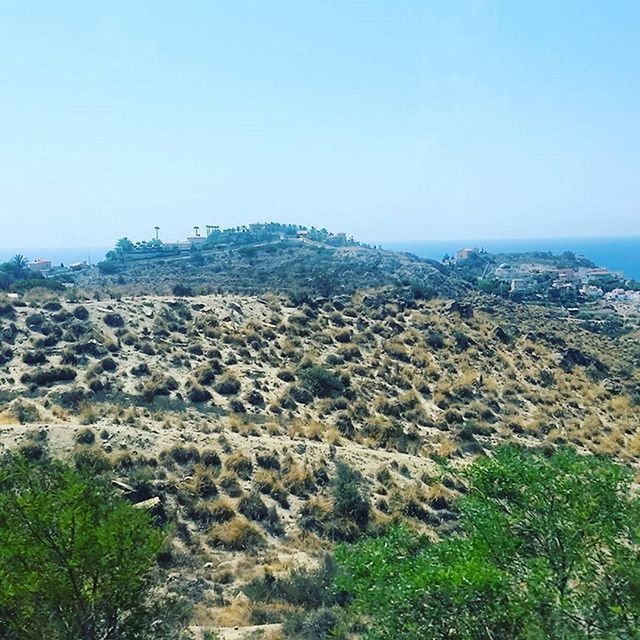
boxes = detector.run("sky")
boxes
[1,1,639,248]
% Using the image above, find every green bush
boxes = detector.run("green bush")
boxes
[298,364,345,398]
[20,366,77,386]
[336,447,640,640]
[215,374,241,395]
[0,454,187,639]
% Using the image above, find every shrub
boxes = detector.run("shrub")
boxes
[277,369,296,382]
[238,492,269,522]
[229,398,246,413]
[256,451,281,470]
[17,440,47,461]
[100,356,117,372]
[187,498,227,528]
[332,462,370,531]
[215,373,241,395]
[21,366,77,386]
[245,389,265,406]
[191,468,218,498]
[187,381,212,403]
[206,497,236,522]
[103,312,125,328]
[288,386,314,405]
[75,427,96,445]
[208,516,264,550]
[283,607,339,640]
[219,473,243,497]
[0,454,186,639]
[166,445,200,465]
[142,373,178,400]
[298,364,345,398]
[131,362,150,377]
[195,361,223,385]
[74,446,112,475]
[225,451,253,479]
[8,400,41,424]
[73,305,90,320]
[426,330,445,349]
[250,555,341,606]
[244,555,343,638]
[172,284,193,297]
[200,449,222,468]
[284,463,314,496]
[337,447,640,640]
[22,350,47,365]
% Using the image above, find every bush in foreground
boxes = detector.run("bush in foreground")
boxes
[336,447,640,640]
[0,453,188,640]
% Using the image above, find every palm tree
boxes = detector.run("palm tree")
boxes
[10,254,29,274]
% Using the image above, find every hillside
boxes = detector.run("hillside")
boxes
[86,233,466,300]
[1,275,639,636]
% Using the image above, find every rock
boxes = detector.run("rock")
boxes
[133,496,161,510]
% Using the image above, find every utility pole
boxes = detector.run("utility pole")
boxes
[154,226,160,241]
[194,226,200,237]
[206,225,213,237]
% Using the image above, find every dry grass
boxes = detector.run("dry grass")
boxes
[208,516,265,551]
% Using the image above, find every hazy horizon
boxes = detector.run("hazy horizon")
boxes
[1,230,640,252]
[2,2,639,245]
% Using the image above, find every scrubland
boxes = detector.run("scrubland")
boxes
[1,283,639,638]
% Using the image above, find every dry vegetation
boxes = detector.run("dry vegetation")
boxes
[1,285,639,638]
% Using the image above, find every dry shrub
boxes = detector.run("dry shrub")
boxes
[283,463,314,496]
[208,516,265,550]
[225,451,253,479]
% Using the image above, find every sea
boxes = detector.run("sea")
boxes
[0,236,638,280]
[382,236,640,281]
[0,247,111,268]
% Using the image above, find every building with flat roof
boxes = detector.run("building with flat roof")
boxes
[29,259,52,273]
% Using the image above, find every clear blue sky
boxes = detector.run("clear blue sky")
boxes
[1,1,639,247]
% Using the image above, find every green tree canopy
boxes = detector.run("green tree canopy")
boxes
[0,454,186,640]
[337,447,640,640]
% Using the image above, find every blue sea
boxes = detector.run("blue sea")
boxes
[382,236,640,281]
[0,247,110,268]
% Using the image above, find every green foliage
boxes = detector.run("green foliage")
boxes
[0,255,60,292]
[336,447,640,640]
[332,462,370,530]
[243,555,341,609]
[0,454,186,640]
[243,555,346,639]
[116,237,136,253]
[298,364,345,398]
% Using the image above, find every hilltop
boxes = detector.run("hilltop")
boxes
[81,223,465,300]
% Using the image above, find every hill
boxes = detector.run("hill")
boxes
[86,224,466,299]
[1,279,639,636]
[1,228,639,638]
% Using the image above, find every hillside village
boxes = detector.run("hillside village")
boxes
[452,246,640,310]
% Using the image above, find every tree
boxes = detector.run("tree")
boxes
[115,237,135,253]
[9,254,29,274]
[0,454,187,640]
[337,447,640,639]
